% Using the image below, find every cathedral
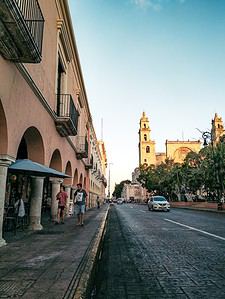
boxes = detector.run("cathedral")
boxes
[122,112,224,202]
[139,112,201,166]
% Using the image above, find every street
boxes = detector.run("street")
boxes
[92,204,225,299]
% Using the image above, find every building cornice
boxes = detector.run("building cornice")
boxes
[62,0,92,123]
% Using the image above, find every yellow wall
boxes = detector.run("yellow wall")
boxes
[139,113,202,166]
[166,141,201,163]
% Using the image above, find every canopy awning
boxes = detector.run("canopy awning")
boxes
[8,159,70,178]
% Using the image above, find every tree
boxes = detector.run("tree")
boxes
[112,180,131,198]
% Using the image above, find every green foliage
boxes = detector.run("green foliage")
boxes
[112,179,131,198]
[138,139,225,201]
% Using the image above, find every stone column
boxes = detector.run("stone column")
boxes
[64,185,71,216]
[71,188,76,216]
[29,176,44,231]
[50,178,63,222]
[0,156,15,247]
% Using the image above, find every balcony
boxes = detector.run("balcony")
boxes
[0,0,44,63]
[84,156,93,170]
[101,175,107,187]
[76,136,88,159]
[55,94,79,137]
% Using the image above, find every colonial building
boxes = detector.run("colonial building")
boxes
[98,140,107,201]
[121,168,148,203]
[0,0,106,246]
[139,112,201,166]
[88,128,107,208]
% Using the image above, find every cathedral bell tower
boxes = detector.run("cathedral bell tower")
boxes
[211,113,225,144]
[139,112,156,167]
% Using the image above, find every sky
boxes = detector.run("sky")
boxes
[68,0,225,194]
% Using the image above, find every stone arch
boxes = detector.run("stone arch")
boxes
[64,161,72,185]
[73,168,78,186]
[16,126,44,164]
[49,149,62,172]
[0,100,8,154]
[173,147,192,163]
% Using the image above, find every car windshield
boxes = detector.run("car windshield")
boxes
[153,197,166,202]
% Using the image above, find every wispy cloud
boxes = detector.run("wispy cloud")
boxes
[132,0,162,11]
[132,0,186,11]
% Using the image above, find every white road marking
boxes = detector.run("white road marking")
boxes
[165,219,225,241]
[140,210,146,213]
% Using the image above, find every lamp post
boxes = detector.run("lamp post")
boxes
[202,131,213,147]
[201,130,224,209]
[107,163,113,199]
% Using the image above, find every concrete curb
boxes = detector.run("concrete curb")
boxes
[69,206,109,299]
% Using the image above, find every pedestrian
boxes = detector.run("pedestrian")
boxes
[14,193,26,229]
[56,186,68,224]
[14,193,25,218]
[74,183,87,226]
[97,196,100,209]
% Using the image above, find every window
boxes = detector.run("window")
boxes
[56,56,65,115]
[144,159,147,162]
[144,134,147,141]
[144,124,146,128]
[146,146,150,153]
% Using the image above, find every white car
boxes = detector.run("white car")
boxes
[148,196,170,212]
[117,198,123,204]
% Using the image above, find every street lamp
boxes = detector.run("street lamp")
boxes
[107,163,113,199]
[201,130,224,210]
[202,131,213,147]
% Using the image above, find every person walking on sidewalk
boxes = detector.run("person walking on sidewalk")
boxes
[56,186,68,224]
[74,183,87,226]
[97,196,100,209]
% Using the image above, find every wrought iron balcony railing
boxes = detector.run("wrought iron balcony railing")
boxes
[101,175,107,187]
[76,136,88,159]
[84,155,93,170]
[55,94,79,137]
[0,0,44,63]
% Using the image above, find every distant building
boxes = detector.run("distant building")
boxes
[122,182,148,203]
[139,112,201,166]
[138,112,156,166]
[121,168,148,203]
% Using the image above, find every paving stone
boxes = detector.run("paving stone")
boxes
[91,205,225,299]
[0,206,108,298]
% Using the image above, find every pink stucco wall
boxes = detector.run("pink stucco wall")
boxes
[0,0,89,189]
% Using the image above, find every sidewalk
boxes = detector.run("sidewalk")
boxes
[0,205,109,299]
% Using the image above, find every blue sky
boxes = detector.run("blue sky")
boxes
[68,0,225,193]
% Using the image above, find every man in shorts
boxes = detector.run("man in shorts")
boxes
[74,183,87,226]
[56,186,68,224]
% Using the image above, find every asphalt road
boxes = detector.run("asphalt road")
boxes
[92,204,225,299]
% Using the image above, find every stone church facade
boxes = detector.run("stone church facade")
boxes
[139,112,201,166]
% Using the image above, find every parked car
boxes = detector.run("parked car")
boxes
[148,196,170,212]
[117,198,123,204]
